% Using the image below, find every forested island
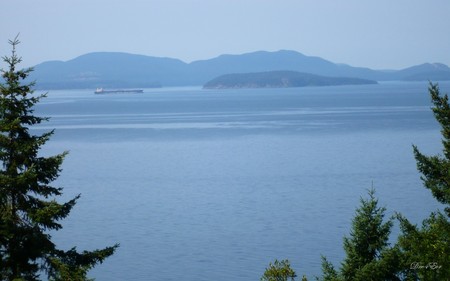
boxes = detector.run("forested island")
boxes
[203,70,378,89]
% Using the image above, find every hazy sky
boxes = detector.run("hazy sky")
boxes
[1,0,450,70]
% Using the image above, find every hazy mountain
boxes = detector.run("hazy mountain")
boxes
[188,50,389,83]
[203,71,377,89]
[393,63,450,81]
[29,50,450,89]
[32,52,187,89]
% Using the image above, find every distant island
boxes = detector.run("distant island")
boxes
[203,71,378,89]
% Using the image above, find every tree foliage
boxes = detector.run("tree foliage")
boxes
[413,83,450,217]
[0,36,118,280]
[395,82,450,280]
[340,189,400,281]
[261,259,298,281]
[318,189,400,281]
[319,256,339,281]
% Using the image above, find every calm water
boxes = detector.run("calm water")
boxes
[34,82,448,280]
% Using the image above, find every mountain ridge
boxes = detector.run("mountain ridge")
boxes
[29,50,450,89]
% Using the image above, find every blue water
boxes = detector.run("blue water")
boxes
[34,82,448,280]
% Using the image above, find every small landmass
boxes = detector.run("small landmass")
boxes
[203,70,378,89]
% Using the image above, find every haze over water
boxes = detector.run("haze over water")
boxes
[34,82,447,280]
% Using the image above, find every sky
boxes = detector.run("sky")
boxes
[1,0,450,70]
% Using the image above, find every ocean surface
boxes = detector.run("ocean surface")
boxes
[33,82,448,280]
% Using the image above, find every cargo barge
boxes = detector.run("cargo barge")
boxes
[94,88,143,94]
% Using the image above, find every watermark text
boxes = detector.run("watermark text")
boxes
[410,262,442,270]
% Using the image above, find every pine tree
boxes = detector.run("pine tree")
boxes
[0,37,118,280]
[319,189,400,281]
[319,256,339,281]
[395,82,450,280]
[340,189,397,280]
[413,82,450,217]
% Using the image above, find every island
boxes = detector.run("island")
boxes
[203,70,378,89]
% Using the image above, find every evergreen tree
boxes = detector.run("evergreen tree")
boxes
[395,82,450,280]
[319,189,400,281]
[414,83,450,217]
[340,189,398,280]
[261,259,297,281]
[0,37,118,280]
[319,256,339,281]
